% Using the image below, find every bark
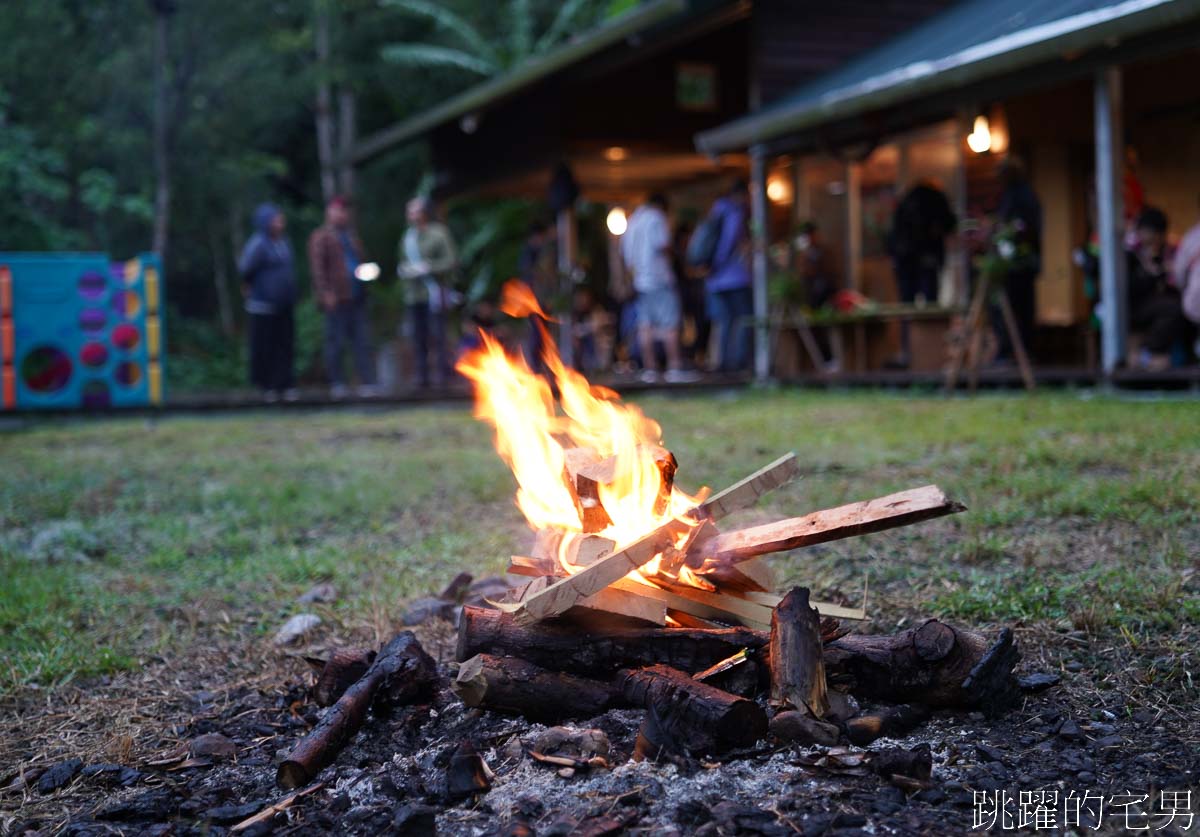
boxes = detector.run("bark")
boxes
[768,587,829,717]
[277,632,435,789]
[457,605,767,677]
[824,621,1020,715]
[618,664,767,753]
[453,654,618,722]
[311,647,375,707]
[313,0,336,206]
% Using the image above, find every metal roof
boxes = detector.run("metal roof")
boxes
[696,0,1200,154]
[350,0,692,165]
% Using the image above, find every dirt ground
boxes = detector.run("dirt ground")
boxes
[1,393,1197,834]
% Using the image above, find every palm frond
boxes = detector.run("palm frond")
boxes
[510,0,533,61]
[381,0,499,66]
[379,43,496,76]
[533,0,593,55]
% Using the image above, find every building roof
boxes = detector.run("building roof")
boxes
[696,0,1200,154]
[351,0,699,165]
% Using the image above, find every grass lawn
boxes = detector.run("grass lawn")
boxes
[1,391,1197,704]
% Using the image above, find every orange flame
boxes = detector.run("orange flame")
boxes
[500,278,552,321]
[456,283,703,577]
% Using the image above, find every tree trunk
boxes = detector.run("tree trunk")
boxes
[151,2,172,260]
[313,0,337,206]
[209,226,235,337]
[337,88,356,197]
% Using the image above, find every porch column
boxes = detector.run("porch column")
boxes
[750,146,771,381]
[1094,66,1127,373]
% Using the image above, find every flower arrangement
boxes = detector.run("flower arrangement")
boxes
[976,219,1039,285]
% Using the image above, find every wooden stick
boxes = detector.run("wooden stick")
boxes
[691,485,964,564]
[740,591,866,621]
[998,291,1036,391]
[276,632,436,789]
[232,782,324,832]
[505,518,692,625]
[689,452,800,522]
[768,587,829,718]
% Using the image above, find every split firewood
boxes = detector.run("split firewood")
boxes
[688,452,800,522]
[454,654,619,722]
[618,664,768,753]
[231,782,325,833]
[823,621,1019,714]
[844,704,930,746]
[277,632,436,789]
[562,534,615,567]
[503,517,693,625]
[577,586,667,625]
[610,577,772,630]
[308,648,376,707]
[690,485,965,565]
[458,605,767,676]
[563,447,613,532]
[768,587,829,718]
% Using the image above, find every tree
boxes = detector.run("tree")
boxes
[380,0,601,77]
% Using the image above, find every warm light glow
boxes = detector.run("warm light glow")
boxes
[967,115,992,154]
[455,282,705,580]
[766,173,792,204]
[354,262,380,282]
[604,146,629,162]
[606,207,628,236]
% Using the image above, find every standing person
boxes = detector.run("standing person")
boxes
[621,194,695,383]
[238,203,297,402]
[674,221,709,367]
[1172,196,1200,331]
[398,196,458,388]
[1127,207,1186,370]
[888,180,956,367]
[309,195,378,398]
[703,181,753,372]
[993,156,1042,362]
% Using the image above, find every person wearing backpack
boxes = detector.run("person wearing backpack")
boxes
[695,181,753,372]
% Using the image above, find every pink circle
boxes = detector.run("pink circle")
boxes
[80,342,109,368]
[111,323,140,351]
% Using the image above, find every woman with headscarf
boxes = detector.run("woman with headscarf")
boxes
[238,203,297,401]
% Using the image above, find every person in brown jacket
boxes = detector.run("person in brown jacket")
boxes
[308,196,378,397]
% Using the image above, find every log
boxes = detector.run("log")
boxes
[457,605,767,676]
[691,485,965,565]
[768,587,829,718]
[504,517,692,625]
[618,664,768,753]
[277,632,436,789]
[453,654,618,721]
[689,452,800,522]
[311,648,376,707]
[824,621,1019,714]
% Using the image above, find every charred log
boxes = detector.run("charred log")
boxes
[768,587,829,718]
[311,648,375,707]
[824,621,1019,714]
[277,632,436,789]
[453,654,619,722]
[618,664,767,753]
[844,704,930,746]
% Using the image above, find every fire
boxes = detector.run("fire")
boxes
[456,283,704,578]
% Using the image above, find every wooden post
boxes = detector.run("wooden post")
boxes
[1095,66,1127,375]
[750,146,771,382]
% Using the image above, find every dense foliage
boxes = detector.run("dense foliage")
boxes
[0,0,613,389]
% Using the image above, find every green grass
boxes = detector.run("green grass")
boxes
[1,391,1197,698]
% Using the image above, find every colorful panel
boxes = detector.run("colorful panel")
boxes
[0,252,166,410]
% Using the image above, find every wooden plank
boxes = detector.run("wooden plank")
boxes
[506,518,692,625]
[563,535,615,567]
[692,485,964,564]
[741,590,866,621]
[577,587,667,625]
[611,578,772,631]
[690,452,800,522]
[508,555,558,578]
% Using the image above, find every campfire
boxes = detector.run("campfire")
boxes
[275,282,1022,801]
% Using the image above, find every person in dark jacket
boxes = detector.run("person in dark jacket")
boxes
[888,179,956,367]
[1126,207,1187,370]
[238,203,297,401]
[309,196,378,398]
[993,156,1042,362]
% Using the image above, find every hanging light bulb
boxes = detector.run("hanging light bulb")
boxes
[967,114,992,154]
[606,207,628,236]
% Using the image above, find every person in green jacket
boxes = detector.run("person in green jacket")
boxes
[398,196,459,387]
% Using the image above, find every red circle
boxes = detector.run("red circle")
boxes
[80,342,109,368]
[21,346,73,393]
[111,323,141,351]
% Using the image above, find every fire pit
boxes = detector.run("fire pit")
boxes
[270,282,1022,832]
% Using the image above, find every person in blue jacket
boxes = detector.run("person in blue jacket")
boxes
[704,181,753,372]
[238,203,297,401]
